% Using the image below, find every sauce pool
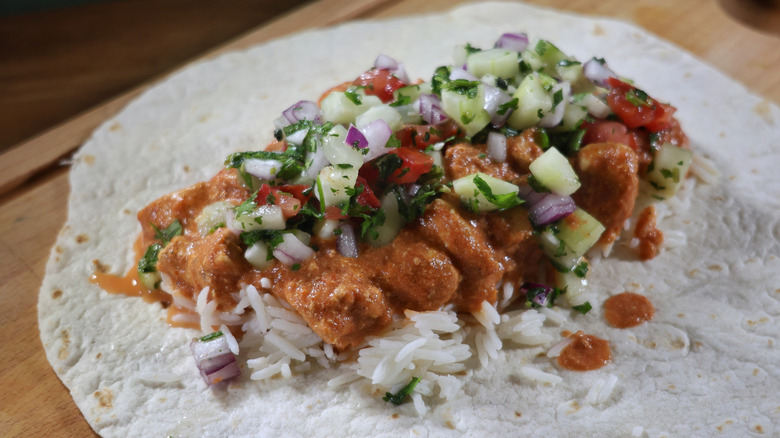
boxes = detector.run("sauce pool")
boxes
[603,292,655,328]
[557,330,612,371]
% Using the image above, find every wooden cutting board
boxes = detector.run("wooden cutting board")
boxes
[1,0,778,436]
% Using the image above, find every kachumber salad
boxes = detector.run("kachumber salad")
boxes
[95,32,692,410]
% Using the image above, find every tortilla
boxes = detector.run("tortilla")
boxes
[39,2,780,436]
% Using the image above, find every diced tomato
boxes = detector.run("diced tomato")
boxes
[395,121,463,150]
[255,184,308,220]
[605,78,676,132]
[275,184,313,205]
[265,139,287,152]
[353,69,406,103]
[386,147,434,185]
[354,176,381,209]
[582,120,633,147]
[317,81,353,105]
[324,205,348,220]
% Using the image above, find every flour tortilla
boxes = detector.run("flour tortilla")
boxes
[39,2,780,437]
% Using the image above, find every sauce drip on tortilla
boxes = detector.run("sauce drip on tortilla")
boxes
[633,206,664,260]
[89,239,173,307]
[603,292,655,328]
[557,330,611,371]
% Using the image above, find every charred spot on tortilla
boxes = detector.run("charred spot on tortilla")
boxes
[92,33,695,405]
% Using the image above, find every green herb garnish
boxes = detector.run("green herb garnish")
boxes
[383,377,421,405]
[199,331,224,342]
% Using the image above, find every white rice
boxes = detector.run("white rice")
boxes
[519,366,562,385]
[201,285,569,414]
[690,152,719,185]
[585,374,619,405]
[631,426,645,437]
[546,336,574,358]
[219,324,239,355]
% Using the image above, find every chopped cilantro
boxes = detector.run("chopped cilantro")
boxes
[537,108,545,119]
[573,261,589,278]
[383,377,421,405]
[138,243,162,274]
[234,191,259,217]
[152,220,183,246]
[199,331,224,342]
[557,59,581,67]
[496,98,518,116]
[463,43,482,55]
[552,89,564,108]
[446,79,481,99]
[389,94,411,107]
[208,222,225,234]
[625,88,651,107]
[472,174,524,210]
[572,302,592,315]
[291,263,301,271]
[431,66,451,95]
[345,86,363,105]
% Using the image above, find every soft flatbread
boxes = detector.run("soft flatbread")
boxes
[39,2,780,436]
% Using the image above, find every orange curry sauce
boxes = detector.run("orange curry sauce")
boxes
[89,238,200,330]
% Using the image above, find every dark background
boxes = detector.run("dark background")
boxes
[0,0,311,153]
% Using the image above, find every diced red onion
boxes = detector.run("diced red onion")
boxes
[449,68,479,82]
[284,127,309,146]
[205,361,241,385]
[374,54,410,84]
[494,32,529,52]
[517,184,547,205]
[273,232,315,265]
[345,125,368,149]
[190,334,240,385]
[486,132,507,163]
[243,158,284,180]
[583,58,616,89]
[337,223,359,258]
[304,146,328,179]
[528,193,577,226]
[224,208,242,235]
[273,116,291,130]
[406,183,421,197]
[414,94,449,125]
[483,84,514,127]
[361,119,394,162]
[539,82,570,128]
[282,100,321,124]
[520,282,554,307]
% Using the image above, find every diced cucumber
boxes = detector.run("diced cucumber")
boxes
[138,271,162,291]
[355,104,403,132]
[195,201,233,236]
[245,241,273,269]
[452,172,520,212]
[393,104,423,125]
[529,147,581,196]
[556,208,605,257]
[538,229,581,271]
[555,264,589,306]
[560,101,588,131]
[313,219,341,239]
[234,205,286,231]
[320,92,382,125]
[555,61,595,94]
[507,73,556,130]
[441,85,491,136]
[367,192,404,246]
[322,125,363,168]
[315,165,358,208]
[393,82,432,103]
[467,49,520,79]
[534,40,574,74]
[520,49,545,74]
[645,143,692,199]
[453,45,469,66]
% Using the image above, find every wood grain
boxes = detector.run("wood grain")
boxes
[1,0,778,436]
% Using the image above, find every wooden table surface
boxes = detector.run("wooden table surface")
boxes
[1,0,778,436]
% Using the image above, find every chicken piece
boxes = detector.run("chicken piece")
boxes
[157,228,248,309]
[571,143,639,245]
[412,199,503,311]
